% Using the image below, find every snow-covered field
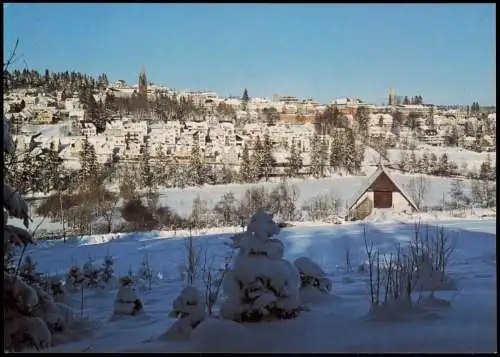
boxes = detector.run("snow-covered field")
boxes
[17,168,483,236]
[16,218,497,353]
[383,145,495,170]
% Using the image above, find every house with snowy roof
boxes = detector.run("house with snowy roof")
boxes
[346,164,419,220]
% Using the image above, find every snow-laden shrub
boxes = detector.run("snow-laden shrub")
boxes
[113,277,143,316]
[219,208,302,322]
[66,265,85,291]
[99,251,114,284]
[136,253,154,290]
[3,117,61,351]
[83,258,100,288]
[19,255,42,285]
[32,286,73,333]
[39,276,70,304]
[160,286,206,341]
[294,257,332,303]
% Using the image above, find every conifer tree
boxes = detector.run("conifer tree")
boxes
[329,135,340,173]
[140,139,154,189]
[438,153,449,176]
[310,133,322,178]
[344,129,357,175]
[429,153,438,175]
[409,149,418,173]
[239,144,252,183]
[319,136,329,177]
[154,145,167,186]
[250,136,264,181]
[80,136,99,188]
[286,139,303,178]
[355,106,370,137]
[261,134,275,181]
[418,151,430,174]
[188,139,203,186]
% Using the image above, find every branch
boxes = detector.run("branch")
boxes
[3,39,19,71]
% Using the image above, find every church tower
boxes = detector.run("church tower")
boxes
[138,64,148,97]
[388,88,396,106]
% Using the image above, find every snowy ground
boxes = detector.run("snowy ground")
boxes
[17,167,488,236]
[16,218,497,353]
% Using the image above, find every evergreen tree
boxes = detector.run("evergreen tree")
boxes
[309,133,322,178]
[250,136,264,181]
[479,154,493,181]
[429,153,438,175]
[261,134,275,181]
[329,131,342,173]
[344,130,357,175]
[44,142,63,193]
[437,153,449,176]
[398,150,409,173]
[446,125,459,146]
[418,151,430,174]
[319,136,329,177]
[79,136,99,187]
[391,110,403,136]
[263,107,279,126]
[218,165,235,185]
[188,139,203,186]
[139,140,154,189]
[239,144,252,183]
[354,142,365,174]
[356,106,370,137]
[286,139,303,178]
[408,149,418,173]
[154,145,168,186]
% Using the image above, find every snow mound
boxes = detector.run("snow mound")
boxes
[113,280,143,316]
[294,257,332,299]
[190,318,254,352]
[160,286,205,341]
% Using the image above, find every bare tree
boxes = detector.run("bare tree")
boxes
[405,174,429,209]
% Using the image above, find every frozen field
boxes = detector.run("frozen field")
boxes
[16,218,497,353]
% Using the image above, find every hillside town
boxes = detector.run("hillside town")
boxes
[4,69,496,172]
[3,67,497,191]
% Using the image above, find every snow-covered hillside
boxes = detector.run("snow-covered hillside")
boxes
[13,219,497,352]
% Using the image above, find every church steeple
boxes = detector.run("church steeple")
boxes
[138,64,148,97]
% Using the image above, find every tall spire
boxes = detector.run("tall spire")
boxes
[138,64,148,97]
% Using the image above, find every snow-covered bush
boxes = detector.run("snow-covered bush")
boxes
[66,265,85,291]
[32,286,72,333]
[219,208,302,322]
[99,251,114,284]
[137,253,154,290]
[19,255,41,285]
[83,258,100,288]
[3,117,58,351]
[39,276,70,304]
[160,286,206,341]
[113,276,143,316]
[294,257,332,298]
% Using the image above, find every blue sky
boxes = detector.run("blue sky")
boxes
[3,3,496,105]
